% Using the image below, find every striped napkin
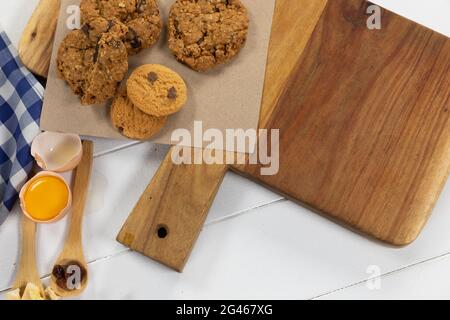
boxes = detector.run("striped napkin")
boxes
[0,26,43,225]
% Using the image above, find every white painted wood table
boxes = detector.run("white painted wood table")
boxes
[0,0,449,300]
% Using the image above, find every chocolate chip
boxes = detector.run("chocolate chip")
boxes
[130,38,141,49]
[93,44,100,63]
[81,24,90,36]
[127,28,141,49]
[168,87,177,99]
[148,72,158,84]
[107,20,116,30]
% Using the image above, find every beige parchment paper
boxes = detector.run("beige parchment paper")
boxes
[41,0,276,152]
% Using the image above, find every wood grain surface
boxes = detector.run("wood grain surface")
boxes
[117,148,227,272]
[258,0,327,128]
[233,0,450,245]
[18,0,61,77]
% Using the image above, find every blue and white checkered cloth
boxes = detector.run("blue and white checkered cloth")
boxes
[0,27,43,225]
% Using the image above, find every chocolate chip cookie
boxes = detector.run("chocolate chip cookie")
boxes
[80,0,162,55]
[111,87,167,140]
[57,18,129,105]
[127,64,187,117]
[168,0,249,72]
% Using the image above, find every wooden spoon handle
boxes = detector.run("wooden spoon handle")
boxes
[65,141,94,249]
[13,215,44,293]
[19,0,61,77]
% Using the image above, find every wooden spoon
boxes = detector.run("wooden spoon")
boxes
[49,141,93,297]
[19,0,61,77]
[12,215,45,298]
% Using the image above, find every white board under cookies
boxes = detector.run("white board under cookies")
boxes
[40,0,276,153]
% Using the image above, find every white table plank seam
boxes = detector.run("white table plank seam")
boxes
[2,194,450,297]
[205,198,286,227]
[93,141,142,158]
[310,251,450,300]
[0,197,286,293]
[0,249,134,294]
[2,245,450,298]
[0,248,132,293]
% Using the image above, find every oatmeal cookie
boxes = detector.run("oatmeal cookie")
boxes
[168,0,249,72]
[111,87,167,140]
[80,0,162,55]
[57,18,129,105]
[127,64,187,117]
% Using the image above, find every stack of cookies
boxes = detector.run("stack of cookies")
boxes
[111,64,187,140]
[56,0,250,140]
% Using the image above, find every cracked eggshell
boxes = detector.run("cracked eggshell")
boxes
[31,132,83,172]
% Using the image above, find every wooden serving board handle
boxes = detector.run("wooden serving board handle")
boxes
[19,0,61,77]
[117,147,228,272]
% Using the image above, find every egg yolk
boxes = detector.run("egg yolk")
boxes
[24,176,69,221]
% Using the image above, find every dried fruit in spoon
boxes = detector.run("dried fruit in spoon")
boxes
[52,261,87,291]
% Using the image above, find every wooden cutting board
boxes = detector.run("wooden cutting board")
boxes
[233,0,450,246]
[118,0,450,271]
